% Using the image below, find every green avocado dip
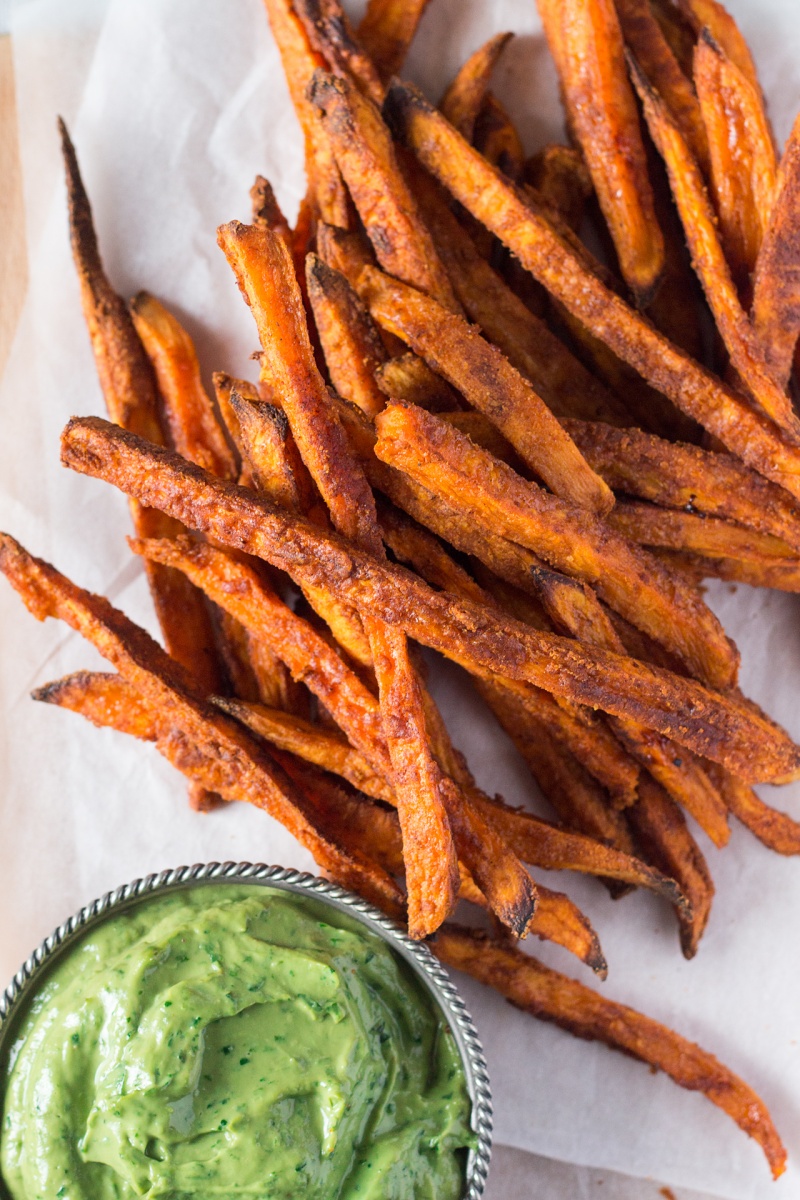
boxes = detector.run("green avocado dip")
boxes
[0,884,474,1199]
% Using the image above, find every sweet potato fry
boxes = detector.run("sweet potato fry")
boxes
[305,253,387,417]
[383,81,800,500]
[631,58,799,436]
[58,117,223,701]
[32,670,160,740]
[536,0,664,302]
[212,371,259,466]
[60,415,800,783]
[228,393,310,513]
[650,0,697,75]
[308,71,460,311]
[562,418,800,553]
[529,887,607,976]
[357,0,432,81]
[694,32,777,285]
[660,550,800,593]
[250,174,292,250]
[473,93,525,180]
[434,924,787,1178]
[375,352,462,412]
[374,402,738,689]
[707,764,800,855]
[608,499,798,566]
[360,268,616,514]
[676,0,762,94]
[294,0,384,104]
[261,0,348,227]
[440,33,513,141]
[615,0,709,171]
[0,533,402,914]
[751,114,800,388]
[523,144,593,230]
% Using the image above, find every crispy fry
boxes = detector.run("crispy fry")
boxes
[61,416,800,783]
[212,371,259,468]
[33,670,160,740]
[650,0,697,75]
[434,924,787,1178]
[374,402,738,689]
[360,269,616,514]
[58,117,223,703]
[129,292,237,480]
[261,0,348,226]
[676,0,762,94]
[537,0,664,301]
[629,776,713,957]
[694,32,777,285]
[608,498,798,565]
[0,534,402,913]
[294,0,384,104]
[615,0,709,171]
[707,764,800,855]
[229,393,309,513]
[357,0,432,81]
[250,174,292,249]
[660,549,800,593]
[375,353,461,412]
[383,81,800,500]
[472,93,525,180]
[751,114,800,388]
[562,418,800,552]
[440,33,513,141]
[529,886,607,976]
[631,58,799,436]
[308,71,460,311]
[524,144,593,230]
[305,253,387,417]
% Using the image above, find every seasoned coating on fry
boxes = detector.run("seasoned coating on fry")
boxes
[294,0,384,104]
[305,253,388,417]
[608,499,798,565]
[1,534,402,913]
[523,144,593,231]
[562,419,800,552]
[360,268,616,514]
[374,402,739,689]
[707,764,800,855]
[661,549,800,593]
[375,353,461,412]
[357,0,433,81]
[751,114,800,389]
[383,81,800,500]
[631,57,799,438]
[677,0,762,96]
[33,670,160,740]
[440,32,513,141]
[308,70,460,312]
[694,33,777,285]
[537,0,664,302]
[434,924,787,1178]
[250,174,293,249]
[60,416,800,783]
[473,93,526,181]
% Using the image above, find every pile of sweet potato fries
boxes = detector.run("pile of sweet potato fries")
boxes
[3,0,800,1176]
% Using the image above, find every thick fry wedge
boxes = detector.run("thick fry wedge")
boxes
[537,0,664,301]
[261,0,348,227]
[0,534,402,914]
[608,499,798,566]
[615,0,709,171]
[751,115,800,388]
[305,253,387,417]
[707,765,800,855]
[694,32,777,285]
[294,0,384,104]
[383,81,800,500]
[58,117,223,703]
[360,269,615,514]
[440,32,513,141]
[308,71,459,312]
[631,58,799,436]
[434,924,787,1178]
[357,0,432,81]
[61,416,800,783]
[374,402,738,689]
[562,418,800,552]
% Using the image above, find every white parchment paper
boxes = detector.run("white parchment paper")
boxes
[2,2,800,1197]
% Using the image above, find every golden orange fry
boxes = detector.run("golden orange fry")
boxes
[707,764,800,856]
[677,0,763,95]
[523,144,593,231]
[608,499,798,565]
[473,93,525,180]
[440,32,513,141]
[294,0,384,104]
[357,0,433,81]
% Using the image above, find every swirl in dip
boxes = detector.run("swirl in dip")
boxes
[0,884,473,1199]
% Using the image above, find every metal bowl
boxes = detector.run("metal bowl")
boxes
[0,861,492,1198]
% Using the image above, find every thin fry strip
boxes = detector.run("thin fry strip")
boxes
[308,70,460,311]
[360,268,615,514]
[357,0,432,81]
[529,886,607,977]
[374,402,738,689]
[614,0,710,171]
[0,534,402,913]
[676,0,762,94]
[294,0,384,104]
[694,32,777,284]
[440,32,513,141]
[58,118,223,706]
[659,549,800,593]
[537,0,664,301]
[751,115,800,388]
[434,924,787,1178]
[473,93,525,180]
[630,58,799,437]
[608,499,798,564]
[60,416,800,784]
[707,765,800,856]
[562,418,800,553]
[382,81,800,500]
[305,254,388,417]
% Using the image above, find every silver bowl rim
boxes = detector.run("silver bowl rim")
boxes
[0,861,492,1198]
